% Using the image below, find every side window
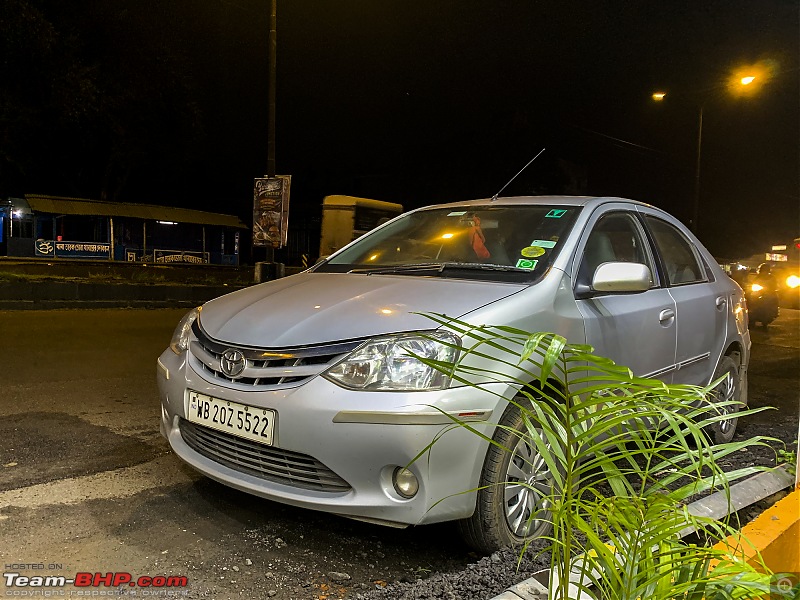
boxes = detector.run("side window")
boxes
[578,212,656,287]
[644,217,705,285]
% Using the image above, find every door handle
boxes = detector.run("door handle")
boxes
[715,296,727,309]
[659,308,675,323]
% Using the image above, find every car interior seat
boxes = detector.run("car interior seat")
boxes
[583,232,616,275]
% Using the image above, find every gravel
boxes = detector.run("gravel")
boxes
[353,418,797,600]
[354,542,551,600]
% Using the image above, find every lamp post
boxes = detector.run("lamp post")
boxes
[693,104,703,235]
[652,74,760,236]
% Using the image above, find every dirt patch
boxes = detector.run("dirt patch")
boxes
[0,412,161,490]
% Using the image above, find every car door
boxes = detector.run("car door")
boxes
[642,214,726,387]
[574,209,677,382]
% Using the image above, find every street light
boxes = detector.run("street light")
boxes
[651,71,761,235]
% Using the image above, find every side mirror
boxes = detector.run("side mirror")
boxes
[575,262,652,299]
[592,262,652,293]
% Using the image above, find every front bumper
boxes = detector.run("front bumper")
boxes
[157,348,508,527]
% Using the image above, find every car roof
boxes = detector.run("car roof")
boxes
[419,195,655,211]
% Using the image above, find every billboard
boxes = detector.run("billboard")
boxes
[253,176,291,248]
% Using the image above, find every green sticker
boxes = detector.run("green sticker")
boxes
[521,246,546,258]
[516,259,538,270]
[531,239,556,248]
[545,209,567,218]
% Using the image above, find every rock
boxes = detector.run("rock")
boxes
[245,559,252,566]
[232,566,239,572]
[328,571,352,582]
[267,591,277,597]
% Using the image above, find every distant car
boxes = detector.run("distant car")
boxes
[745,263,781,326]
[158,196,750,552]
[772,261,800,309]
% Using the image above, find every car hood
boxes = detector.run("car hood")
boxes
[199,272,526,347]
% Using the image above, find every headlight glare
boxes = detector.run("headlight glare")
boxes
[786,275,800,289]
[750,283,763,292]
[170,307,200,354]
[324,331,460,391]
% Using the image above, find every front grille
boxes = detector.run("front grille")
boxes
[189,321,362,390]
[180,419,351,492]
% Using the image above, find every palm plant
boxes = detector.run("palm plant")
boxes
[415,314,789,600]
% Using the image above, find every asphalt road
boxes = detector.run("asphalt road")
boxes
[1,308,797,600]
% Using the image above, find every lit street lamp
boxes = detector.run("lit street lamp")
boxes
[652,68,765,235]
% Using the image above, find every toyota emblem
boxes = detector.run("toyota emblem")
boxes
[219,349,246,378]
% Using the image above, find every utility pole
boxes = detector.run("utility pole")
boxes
[692,105,703,235]
[267,0,276,179]
[265,0,277,264]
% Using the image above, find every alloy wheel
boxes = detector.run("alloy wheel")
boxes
[503,436,552,536]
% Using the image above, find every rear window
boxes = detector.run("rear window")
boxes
[644,216,706,285]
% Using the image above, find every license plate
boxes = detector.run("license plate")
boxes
[186,391,275,446]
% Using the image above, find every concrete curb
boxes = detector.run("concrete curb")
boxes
[714,484,800,574]
[0,281,246,310]
[488,466,796,600]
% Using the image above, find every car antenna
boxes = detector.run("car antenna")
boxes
[491,148,545,202]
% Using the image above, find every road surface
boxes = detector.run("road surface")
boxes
[1,308,797,599]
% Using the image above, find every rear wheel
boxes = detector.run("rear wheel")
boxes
[458,401,555,553]
[706,355,742,444]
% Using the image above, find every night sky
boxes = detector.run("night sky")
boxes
[2,0,798,258]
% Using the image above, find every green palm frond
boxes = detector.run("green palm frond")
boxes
[409,315,786,599]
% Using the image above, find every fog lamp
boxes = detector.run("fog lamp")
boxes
[392,467,419,499]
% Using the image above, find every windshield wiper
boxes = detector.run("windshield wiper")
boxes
[349,262,533,275]
[348,263,447,274]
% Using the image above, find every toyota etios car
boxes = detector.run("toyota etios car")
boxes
[157,196,750,552]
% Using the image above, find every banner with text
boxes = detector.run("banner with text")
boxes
[35,240,111,259]
[253,175,291,248]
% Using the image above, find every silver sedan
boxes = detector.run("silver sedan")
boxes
[157,196,749,552]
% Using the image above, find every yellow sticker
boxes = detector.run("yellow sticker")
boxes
[520,246,546,258]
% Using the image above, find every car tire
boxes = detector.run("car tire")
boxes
[706,355,742,444]
[458,399,555,553]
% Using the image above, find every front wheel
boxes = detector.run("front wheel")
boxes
[706,355,742,444]
[458,401,555,553]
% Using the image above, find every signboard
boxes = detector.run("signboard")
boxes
[253,175,291,248]
[765,253,788,262]
[154,250,209,264]
[35,240,111,259]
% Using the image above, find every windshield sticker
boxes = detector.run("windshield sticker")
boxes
[545,209,567,218]
[447,211,467,216]
[531,239,556,248]
[516,258,538,270]
[520,246,546,258]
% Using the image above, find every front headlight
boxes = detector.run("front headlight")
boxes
[324,331,460,391]
[786,275,800,289]
[170,307,201,354]
[750,283,764,293]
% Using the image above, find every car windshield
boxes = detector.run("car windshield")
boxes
[316,204,581,282]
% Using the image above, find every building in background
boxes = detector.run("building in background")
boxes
[1,195,247,265]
